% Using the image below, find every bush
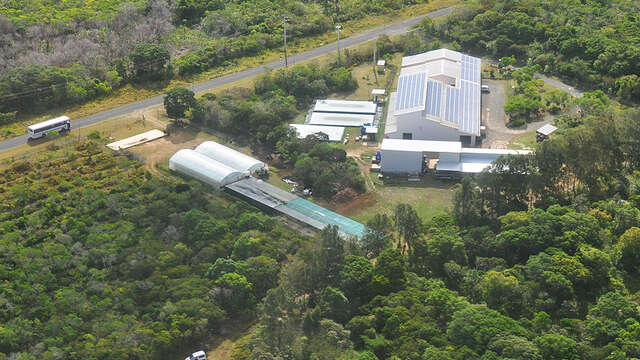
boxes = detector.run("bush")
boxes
[507,118,526,128]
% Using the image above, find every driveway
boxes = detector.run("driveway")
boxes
[481,79,549,148]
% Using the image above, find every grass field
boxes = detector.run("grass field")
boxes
[508,131,537,150]
[338,176,456,224]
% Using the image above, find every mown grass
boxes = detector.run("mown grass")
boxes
[343,176,457,224]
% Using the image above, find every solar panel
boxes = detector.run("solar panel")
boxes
[444,86,460,124]
[426,80,443,117]
[461,55,480,83]
[395,72,426,111]
[459,81,480,134]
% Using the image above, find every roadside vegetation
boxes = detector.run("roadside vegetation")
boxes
[0,0,455,134]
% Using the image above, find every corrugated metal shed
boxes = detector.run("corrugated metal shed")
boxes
[308,112,375,127]
[313,99,377,114]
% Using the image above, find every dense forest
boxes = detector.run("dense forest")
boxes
[427,0,640,102]
[0,0,433,119]
[0,142,307,359]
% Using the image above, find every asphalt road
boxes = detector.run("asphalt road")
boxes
[0,6,456,153]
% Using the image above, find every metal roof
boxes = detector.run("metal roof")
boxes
[309,112,374,127]
[226,178,366,239]
[313,99,377,114]
[436,149,532,174]
[392,49,482,136]
[195,141,265,173]
[290,124,345,141]
[28,116,70,131]
[381,138,462,153]
[371,89,386,95]
[537,124,558,136]
[169,149,248,189]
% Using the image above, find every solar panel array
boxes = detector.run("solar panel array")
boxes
[461,55,481,84]
[393,51,482,136]
[425,80,443,117]
[395,72,426,111]
[459,81,480,134]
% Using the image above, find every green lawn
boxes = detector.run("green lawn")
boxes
[508,130,537,150]
[342,176,456,224]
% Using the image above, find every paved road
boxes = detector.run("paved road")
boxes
[533,74,583,98]
[0,6,456,153]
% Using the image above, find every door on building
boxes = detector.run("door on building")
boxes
[402,133,413,140]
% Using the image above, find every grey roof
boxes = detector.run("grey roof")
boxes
[309,112,375,127]
[313,99,377,114]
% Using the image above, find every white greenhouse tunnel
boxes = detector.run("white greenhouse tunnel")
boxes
[169,149,248,189]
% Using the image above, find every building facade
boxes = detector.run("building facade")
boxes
[385,49,482,145]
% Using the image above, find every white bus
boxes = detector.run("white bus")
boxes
[27,116,71,141]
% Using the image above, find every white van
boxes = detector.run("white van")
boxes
[185,350,206,360]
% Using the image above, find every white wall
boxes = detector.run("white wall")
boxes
[380,149,422,173]
[387,111,460,142]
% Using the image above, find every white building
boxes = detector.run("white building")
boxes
[289,124,345,142]
[385,49,482,145]
[194,141,266,173]
[313,99,377,115]
[379,139,531,176]
[169,149,249,189]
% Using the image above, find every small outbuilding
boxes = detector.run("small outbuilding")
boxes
[169,149,248,189]
[377,60,386,73]
[371,89,386,104]
[536,124,557,142]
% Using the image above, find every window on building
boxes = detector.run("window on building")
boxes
[402,133,412,140]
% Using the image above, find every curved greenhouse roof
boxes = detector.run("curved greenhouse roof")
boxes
[195,141,266,173]
[169,149,248,189]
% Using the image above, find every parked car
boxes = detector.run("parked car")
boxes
[185,351,206,360]
[481,85,490,93]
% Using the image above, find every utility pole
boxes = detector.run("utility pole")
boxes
[373,37,378,83]
[283,17,290,67]
[336,25,342,65]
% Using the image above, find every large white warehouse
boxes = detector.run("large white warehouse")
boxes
[385,49,482,145]
[380,139,531,176]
